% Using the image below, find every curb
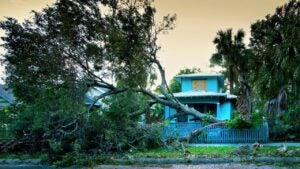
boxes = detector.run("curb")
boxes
[0,159,56,168]
[0,159,41,165]
[115,157,300,164]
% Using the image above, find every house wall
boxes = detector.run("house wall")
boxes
[181,79,192,92]
[164,99,222,122]
[218,102,232,120]
[164,106,177,122]
[181,78,219,92]
[207,78,219,92]
[164,101,234,121]
[165,75,234,123]
[164,106,197,122]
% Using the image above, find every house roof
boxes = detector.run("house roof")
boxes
[84,86,110,106]
[175,73,225,88]
[0,85,16,104]
[171,91,237,99]
[175,73,224,79]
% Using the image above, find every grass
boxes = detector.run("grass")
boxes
[133,146,300,158]
[133,149,183,158]
[133,146,235,158]
[188,146,234,156]
[0,146,299,167]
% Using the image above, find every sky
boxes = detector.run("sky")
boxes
[0,0,288,83]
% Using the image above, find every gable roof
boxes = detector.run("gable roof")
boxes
[175,73,225,88]
[84,86,110,106]
[0,85,15,104]
[175,73,224,79]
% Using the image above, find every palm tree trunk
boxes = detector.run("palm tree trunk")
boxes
[229,65,234,94]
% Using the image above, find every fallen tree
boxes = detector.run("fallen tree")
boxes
[1,1,257,156]
[0,0,222,143]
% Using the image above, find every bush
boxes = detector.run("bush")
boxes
[136,123,167,150]
[226,111,263,129]
[2,88,168,166]
[269,104,300,140]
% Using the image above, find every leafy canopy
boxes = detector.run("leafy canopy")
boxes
[249,0,300,99]
[210,29,246,94]
[0,0,175,103]
[0,0,176,157]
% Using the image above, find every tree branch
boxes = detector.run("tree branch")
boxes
[178,121,226,142]
[87,87,129,113]
[138,88,221,123]
[129,101,157,117]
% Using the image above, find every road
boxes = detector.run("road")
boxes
[0,165,54,169]
[97,164,290,169]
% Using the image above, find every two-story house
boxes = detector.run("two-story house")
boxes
[164,73,237,122]
[162,74,269,143]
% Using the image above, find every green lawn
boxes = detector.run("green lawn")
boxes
[133,146,300,158]
[188,146,234,156]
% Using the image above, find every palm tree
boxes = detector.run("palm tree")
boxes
[210,29,245,94]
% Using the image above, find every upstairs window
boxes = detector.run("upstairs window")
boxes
[192,80,207,91]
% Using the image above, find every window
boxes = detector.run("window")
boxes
[177,115,188,122]
[192,80,207,91]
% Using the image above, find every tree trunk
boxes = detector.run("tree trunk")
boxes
[237,75,252,121]
[145,106,151,124]
[229,65,234,94]
[178,122,226,142]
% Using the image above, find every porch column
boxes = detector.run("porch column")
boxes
[216,102,220,120]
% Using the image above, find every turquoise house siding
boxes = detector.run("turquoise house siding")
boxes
[164,73,236,123]
[219,102,232,120]
[164,106,177,122]
[166,101,232,121]
[207,78,218,92]
[181,79,192,92]
[180,78,219,92]
[165,105,196,122]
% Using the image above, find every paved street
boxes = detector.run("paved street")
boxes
[0,163,293,169]
[98,164,289,169]
[0,165,54,169]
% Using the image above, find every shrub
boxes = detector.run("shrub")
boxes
[269,104,300,140]
[226,111,263,129]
